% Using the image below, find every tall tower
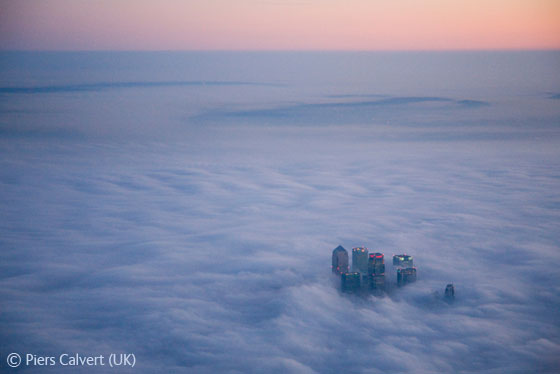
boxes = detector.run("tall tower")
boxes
[397,267,417,287]
[332,245,349,275]
[341,272,361,293]
[444,284,455,302]
[352,247,369,274]
[367,252,385,292]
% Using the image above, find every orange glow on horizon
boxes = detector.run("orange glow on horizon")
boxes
[0,0,559,50]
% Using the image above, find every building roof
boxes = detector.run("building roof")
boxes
[333,245,346,252]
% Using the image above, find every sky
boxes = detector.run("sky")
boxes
[1,0,560,50]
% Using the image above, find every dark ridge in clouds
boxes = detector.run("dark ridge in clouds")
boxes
[456,99,491,107]
[0,124,84,139]
[193,96,492,126]
[325,93,389,99]
[0,80,273,94]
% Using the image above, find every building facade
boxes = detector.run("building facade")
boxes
[445,284,455,301]
[397,267,417,286]
[332,245,349,275]
[341,272,361,293]
[393,254,413,268]
[367,253,385,292]
[352,247,369,274]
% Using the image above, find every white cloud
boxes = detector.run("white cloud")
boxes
[1,52,560,373]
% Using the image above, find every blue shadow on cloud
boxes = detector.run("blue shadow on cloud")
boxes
[193,96,491,125]
[0,80,274,94]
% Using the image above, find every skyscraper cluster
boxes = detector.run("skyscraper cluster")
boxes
[332,245,456,302]
[332,245,417,294]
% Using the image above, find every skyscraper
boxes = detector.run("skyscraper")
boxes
[332,245,349,275]
[445,284,455,302]
[393,254,413,268]
[368,253,385,275]
[367,253,385,292]
[341,272,361,293]
[397,267,417,287]
[361,274,369,292]
[352,247,369,274]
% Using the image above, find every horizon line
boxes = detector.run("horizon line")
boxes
[2,48,560,53]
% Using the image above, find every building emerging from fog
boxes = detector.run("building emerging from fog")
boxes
[445,284,455,301]
[331,245,427,295]
[341,272,361,293]
[397,267,417,287]
[352,247,369,274]
[332,245,349,275]
[367,253,385,292]
[393,254,413,268]
[393,254,416,288]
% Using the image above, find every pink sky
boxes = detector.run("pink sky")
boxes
[1,0,559,50]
